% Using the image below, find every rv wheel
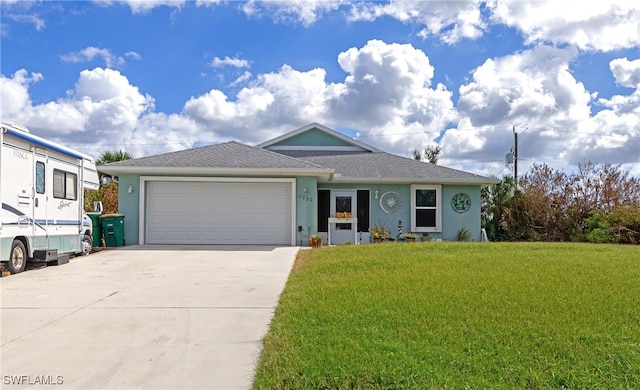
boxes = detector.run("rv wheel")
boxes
[7,240,27,274]
[82,235,93,256]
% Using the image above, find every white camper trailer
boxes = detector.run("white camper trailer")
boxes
[1,122,100,274]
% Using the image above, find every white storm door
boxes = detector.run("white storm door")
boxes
[330,191,356,244]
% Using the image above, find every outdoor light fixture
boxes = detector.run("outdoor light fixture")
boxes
[374,190,379,199]
[302,188,308,196]
[127,185,134,194]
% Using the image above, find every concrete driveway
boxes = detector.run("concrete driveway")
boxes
[1,245,298,390]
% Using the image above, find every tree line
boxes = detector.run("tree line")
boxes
[482,162,640,244]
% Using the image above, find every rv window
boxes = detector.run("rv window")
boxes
[53,169,77,200]
[35,162,46,194]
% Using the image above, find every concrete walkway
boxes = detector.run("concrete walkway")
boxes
[1,245,298,389]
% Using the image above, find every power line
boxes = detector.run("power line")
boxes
[516,127,640,140]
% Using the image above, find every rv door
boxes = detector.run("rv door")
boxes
[32,155,48,250]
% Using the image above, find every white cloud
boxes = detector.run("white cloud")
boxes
[230,71,253,86]
[332,40,456,151]
[610,57,640,89]
[348,0,486,44]
[60,47,127,68]
[182,64,333,141]
[1,1,46,33]
[457,45,590,127]
[443,45,592,171]
[124,112,201,157]
[4,12,46,31]
[93,0,186,14]
[194,0,223,7]
[0,69,43,119]
[11,0,634,54]
[3,40,455,159]
[443,44,639,176]
[125,51,143,61]
[174,39,457,152]
[241,0,343,26]
[339,1,640,50]
[211,56,250,68]
[490,0,640,52]
[0,68,155,155]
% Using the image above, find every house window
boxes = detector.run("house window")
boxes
[411,185,441,232]
[35,161,45,194]
[53,169,77,200]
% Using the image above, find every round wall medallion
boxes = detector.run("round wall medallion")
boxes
[379,191,402,214]
[451,193,471,213]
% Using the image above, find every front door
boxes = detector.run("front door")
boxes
[331,191,356,244]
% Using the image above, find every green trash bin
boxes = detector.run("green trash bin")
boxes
[87,212,103,247]
[100,214,125,247]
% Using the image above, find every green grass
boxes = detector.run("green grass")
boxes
[253,242,640,389]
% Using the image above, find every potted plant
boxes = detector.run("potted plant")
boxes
[308,234,323,248]
[422,232,431,242]
[370,222,387,243]
[400,232,418,242]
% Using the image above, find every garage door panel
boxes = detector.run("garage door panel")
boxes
[145,181,292,245]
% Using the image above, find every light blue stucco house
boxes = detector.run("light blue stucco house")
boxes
[98,123,499,246]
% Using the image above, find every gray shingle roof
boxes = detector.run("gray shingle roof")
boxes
[102,141,326,170]
[98,131,497,185]
[279,150,495,183]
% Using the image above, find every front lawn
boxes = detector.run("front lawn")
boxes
[253,242,640,389]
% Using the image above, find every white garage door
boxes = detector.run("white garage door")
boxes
[145,181,293,245]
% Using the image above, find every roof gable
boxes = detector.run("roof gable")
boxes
[273,128,354,147]
[257,122,380,153]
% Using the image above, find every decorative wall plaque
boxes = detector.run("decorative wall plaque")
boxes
[451,193,471,213]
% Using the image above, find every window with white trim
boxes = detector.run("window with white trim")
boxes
[53,169,77,200]
[411,185,441,232]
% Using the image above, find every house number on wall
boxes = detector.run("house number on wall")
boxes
[451,193,471,213]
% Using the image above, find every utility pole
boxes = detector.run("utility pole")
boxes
[513,125,518,189]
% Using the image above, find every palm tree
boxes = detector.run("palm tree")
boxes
[96,150,133,185]
[96,150,134,165]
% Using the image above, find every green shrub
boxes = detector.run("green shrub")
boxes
[456,227,471,241]
[587,227,617,243]
[583,204,640,244]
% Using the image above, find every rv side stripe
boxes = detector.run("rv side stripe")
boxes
[34,219,82,225]
[2,203,47,231]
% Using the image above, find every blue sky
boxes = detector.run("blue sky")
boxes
[1,0,639,177]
